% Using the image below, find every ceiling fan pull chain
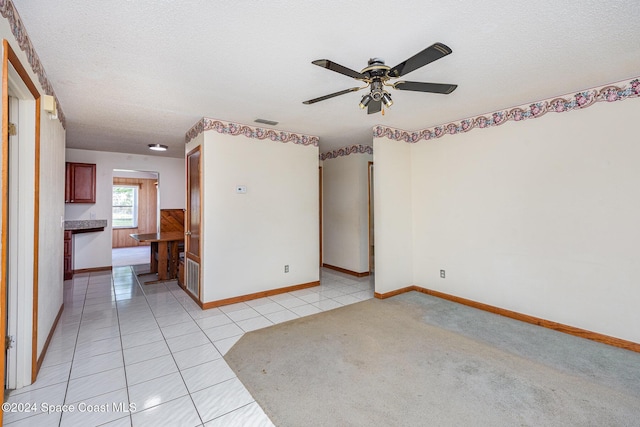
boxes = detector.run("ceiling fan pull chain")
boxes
[382,105,385,116]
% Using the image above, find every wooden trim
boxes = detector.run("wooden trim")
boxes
[200,281,321,310]
[6,45,39,96]
[197,146,202,300]
[1,39,10,412]
[323,263,370,277]
[2,40,43,392]
[374,286,415,299]
[182,282,201,306]
[34,303,63,377]
[368,161,373,274]
[185,144,202,301]
[375,285,640,353]
[74,266,113,274]
[31,92,40,383]
[319,166,322,267]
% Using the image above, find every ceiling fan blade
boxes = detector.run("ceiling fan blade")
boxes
[388,43,453,78]
[312,59,367,80]
[393,81,457,94]
[368,100,382,114]
[303,87,362,105]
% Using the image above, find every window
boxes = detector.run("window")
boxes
[112,185,139,228]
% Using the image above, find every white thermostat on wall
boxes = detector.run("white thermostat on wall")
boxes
[236,185,247,194]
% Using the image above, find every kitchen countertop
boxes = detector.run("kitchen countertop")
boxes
[64,219,108,232]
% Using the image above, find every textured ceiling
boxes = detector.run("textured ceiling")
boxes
[10,0,640,158]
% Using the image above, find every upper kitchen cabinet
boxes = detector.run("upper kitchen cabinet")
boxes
[65,162,96,203]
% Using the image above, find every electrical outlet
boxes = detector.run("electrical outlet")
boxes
[440,270,445,278]
[284,265,289,273]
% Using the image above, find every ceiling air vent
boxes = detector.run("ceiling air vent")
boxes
[254,118,279,126]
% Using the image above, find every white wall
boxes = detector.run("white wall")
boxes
[199,129,319,303]
[409,99,640,343]
[37,111,66,357]
[373,138,413,294]
[372,96,640,344]
[65,149,185,269]
[322,153,371,273]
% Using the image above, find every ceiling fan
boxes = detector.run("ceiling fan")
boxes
[303,42,457,114]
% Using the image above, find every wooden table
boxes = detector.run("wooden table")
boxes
[129,231,184,284]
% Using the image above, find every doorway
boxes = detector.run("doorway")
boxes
[111,169,159,267]
[5,95,19,390]
[368,161,374,273]
[319,166,323,267]
[185,146,201,299]
[2,41,41,397]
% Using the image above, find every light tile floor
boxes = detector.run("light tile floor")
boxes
[111,247,150,268]
[4,266,374,426]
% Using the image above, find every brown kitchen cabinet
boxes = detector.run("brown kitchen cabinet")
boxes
[64,230,73,280]
[65,162,96,203]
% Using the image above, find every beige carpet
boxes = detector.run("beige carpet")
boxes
[225,292,640,426]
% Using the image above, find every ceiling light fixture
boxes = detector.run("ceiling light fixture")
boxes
[359,94,372,109]
[148,144,168,152]
[381,92,393,108]
[254,118,279,126]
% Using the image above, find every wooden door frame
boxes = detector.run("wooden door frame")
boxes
[319,166,322,267]
[1,39,41,410]
[185,145,202,300]
[368,161,373,273]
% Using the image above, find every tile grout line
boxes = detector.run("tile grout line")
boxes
[58,272,135,425]
[132,273,206,425]
[57,276,89,427]
[62,277,128,412]
[112,267,134,426]
[171,286,255,424]
[141,277,268,424]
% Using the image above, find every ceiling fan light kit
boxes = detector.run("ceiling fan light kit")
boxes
[359,94,372,109]
[381,92,393,108]
[303,42,457,114]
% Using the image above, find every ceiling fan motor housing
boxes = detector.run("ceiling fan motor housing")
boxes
[370,79,384,101]
[362,58,389,79]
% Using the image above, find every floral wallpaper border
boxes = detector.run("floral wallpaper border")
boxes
[185,118,319,147]
[373,77,640,143]
[320,144,373,161]
[0,0,66,128]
